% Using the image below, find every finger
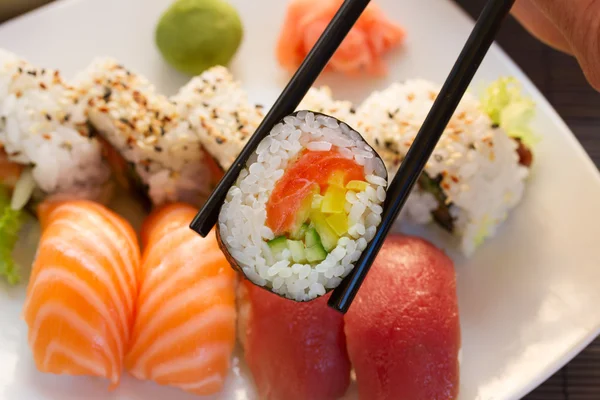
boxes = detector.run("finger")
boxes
[531,0,600,90]
[511,0,572,54]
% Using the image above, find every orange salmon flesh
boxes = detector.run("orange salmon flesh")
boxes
[266,148,365,235]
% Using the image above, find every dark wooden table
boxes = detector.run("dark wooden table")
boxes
[457,1,600,399]
[2,1,599,399]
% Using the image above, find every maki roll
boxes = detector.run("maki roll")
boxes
[0,49,111,207]
[218,111,387,301]
[171,66,265,172]
[356,78,534,255]
[72,58,220,209]
[0,49,111,284]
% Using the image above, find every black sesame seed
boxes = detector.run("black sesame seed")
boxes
[64,114,71,122]
[202,102,210,108]
[238,124,244,131]
[384,140,394,150]
[375,138,380,146]
[103,87,112,102]
[256,104,264,109]
[387,111,394,119]
[41,68,46,75]
[434,154,443,162]
[350,107,356,114]
[491,123,500,129]
[154,146,163,152]
[27,70,37,76]
[17,67,23,73]
[45,113,52,121]
[160,127,166,136]
[468,143,476,150]
[216,137,224,144]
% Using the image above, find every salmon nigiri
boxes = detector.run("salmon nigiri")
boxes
[345,234,461,400]
[23,200,141,387]
[125,203,237,396]
[276,0,405,76]
[238,280,351,400]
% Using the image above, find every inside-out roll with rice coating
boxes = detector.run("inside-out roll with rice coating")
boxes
[171,66,265,172]
[356,79,534,255]
[218,111,387,301]
[72,58,221,208]
[0,49,111,208]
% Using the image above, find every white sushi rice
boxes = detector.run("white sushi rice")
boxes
[72,58,214,208]
[219,111,387,301]
[0,49,110,201]
[171,66,265,172]
[356,79,530,255]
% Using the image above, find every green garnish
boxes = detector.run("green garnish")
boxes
[481,77,539,147]
[0,186,24,285]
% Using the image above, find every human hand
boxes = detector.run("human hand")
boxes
[511,0,600,90]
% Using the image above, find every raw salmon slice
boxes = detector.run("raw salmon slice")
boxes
[125,203,237,396]
[23,199,141,387]
[238,280,351,400]
[344,234,461,400]
[266,148,365,234]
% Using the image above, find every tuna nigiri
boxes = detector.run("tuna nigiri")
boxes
[344,234,461,400]
[125,203,237,396]
[23,200,141,387]
[238,280,351,400]
[276,0,405,76]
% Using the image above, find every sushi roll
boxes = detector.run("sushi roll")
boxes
[218,110,387,301]
[0,49,112,207]
[171,66,265,172]
[72,58,220,209]
[356,79,534,255]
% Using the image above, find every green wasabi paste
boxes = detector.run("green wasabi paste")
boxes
[155,0,243,75]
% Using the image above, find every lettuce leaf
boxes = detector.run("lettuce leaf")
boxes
[0,186,23,285]
[481,77,539,147]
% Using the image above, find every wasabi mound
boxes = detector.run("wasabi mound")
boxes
[155,0,243,75]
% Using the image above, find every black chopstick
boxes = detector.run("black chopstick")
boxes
[327,0,517,313]
[190,0,372,237]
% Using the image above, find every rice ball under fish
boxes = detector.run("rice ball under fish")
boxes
[355,79,532,255]
[72,58,219,208]
[0,49,111,205]
[218,111,387,301]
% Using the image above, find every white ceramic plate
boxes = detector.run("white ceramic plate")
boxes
[1,0,600,399]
